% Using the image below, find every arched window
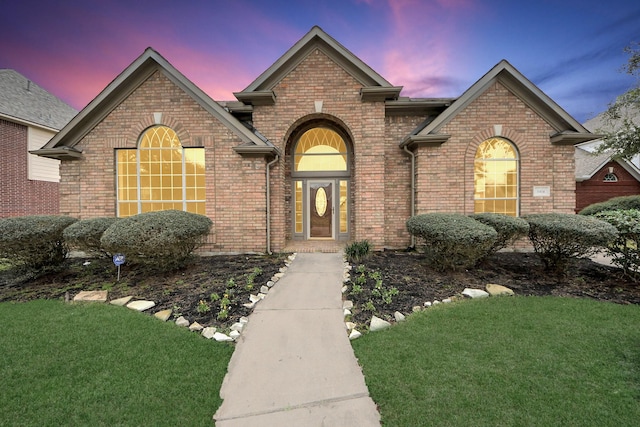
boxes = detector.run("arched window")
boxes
[116,126,205,217]
[294,128,348,172]
[603,173,618,182]
[474,137,519,216]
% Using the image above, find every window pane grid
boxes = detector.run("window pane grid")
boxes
[116,126,205,217]
[474,138,519,217]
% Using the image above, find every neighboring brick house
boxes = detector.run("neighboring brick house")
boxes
[575,107,640,212]
[0,70,77,218]
[34,26,598,253]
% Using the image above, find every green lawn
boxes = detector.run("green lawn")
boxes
[353,296,640,427]
[0,300,233,426]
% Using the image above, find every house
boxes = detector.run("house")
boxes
[0,70,77,217]
[574,112,640,212]
[33,26,598,253]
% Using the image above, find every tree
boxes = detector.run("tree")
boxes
[597,42,640,160]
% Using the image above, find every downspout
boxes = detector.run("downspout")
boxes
[403,145,416,248]
[265,154,280,254]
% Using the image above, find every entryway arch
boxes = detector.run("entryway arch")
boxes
[285,117,354,242]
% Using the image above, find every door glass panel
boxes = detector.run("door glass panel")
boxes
[295,181,303,234]
[339,180,348,233]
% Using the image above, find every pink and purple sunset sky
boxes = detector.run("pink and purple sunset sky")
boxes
[1,0,638,123]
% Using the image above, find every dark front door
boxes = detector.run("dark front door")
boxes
[309,181,333,238]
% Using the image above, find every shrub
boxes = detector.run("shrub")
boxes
[63,217,119,257]
[0,215,78,269]
[524,213,618,272]
[100,210,212,269]
[470,213,530,253]
[345,240,371,263]
[579,195,640,215]
[593,209,640,281]
[406,213,497,271]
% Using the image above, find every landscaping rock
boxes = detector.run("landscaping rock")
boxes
[243,302,256,309]
[412,306,422,312]
[424,301,432,307]
[462,288,489,299]
[349,329,362,340]
[344,309,352,316]
[486,283,515,296]
[249,294,261,303]
[153,309,172,321]
[266,280,275,288]
[230,322,244,332]
[341,285,348,293]
[260,285,269,294]
[110,296,133,306]
[127,300,156,312]
[443,298,452,303]
[202,327,217,339]
[369,315,391,332]
[73,290,108,302]
[189,322,204,332]
[229,330,241,340]
[175,316,190,327]
[433,300,441,305]
[345,321,356,330]
[213,332,233,342]
[239,316,249,325]
[394,311,406,322]
[343,300,353,310]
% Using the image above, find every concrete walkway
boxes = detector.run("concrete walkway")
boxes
[213,252,380,426]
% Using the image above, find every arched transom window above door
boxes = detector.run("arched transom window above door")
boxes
[294,128,348,172]
[474,137,519,217]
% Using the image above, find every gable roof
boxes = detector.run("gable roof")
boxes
[234,26,402,105]
[401,60,598,148]
[0,69,77,130]
[33,48,276,160]
[575,145,640,182]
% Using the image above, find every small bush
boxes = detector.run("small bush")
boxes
[406,213,497,271]
[0,215,78,269]
[470,213,530,253]
[525,213,618,272]
[100,210,212,270]
[579,195,640,215]
[63,217,119,257]
[593,209,640,281]
[345,240,371,263]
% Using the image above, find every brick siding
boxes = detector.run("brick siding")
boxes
[0,118,60,217]
[576,161,640,212]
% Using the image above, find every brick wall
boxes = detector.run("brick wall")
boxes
[414,81,576,217]
[576,161,640,212]
[0,118,60,217]
[58,71,267,252]
[250,48,389,251]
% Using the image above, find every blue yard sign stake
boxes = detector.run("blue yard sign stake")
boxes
[113,253,125,281]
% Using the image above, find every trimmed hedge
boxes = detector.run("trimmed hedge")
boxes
[579,195,640,215]
[524,213,618,272]
[100,210,212,269]
[63,217,119,257]
[470,213,530,253]
[0,215,78,269]
[594,209,640,281]
[406,213,497,271]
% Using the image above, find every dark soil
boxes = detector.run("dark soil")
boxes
[0,251,637,330]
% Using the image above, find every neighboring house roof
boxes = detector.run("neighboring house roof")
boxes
[234,25,403,105]
[33,48,277,160]
[575,108,640,181]
[574,145,640,181]
[401,60,598,148]
[0,69,77,130]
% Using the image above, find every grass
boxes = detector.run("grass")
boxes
[0,300,234,426]
[352,296,640,427]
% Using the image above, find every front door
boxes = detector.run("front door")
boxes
[309,181,333,238]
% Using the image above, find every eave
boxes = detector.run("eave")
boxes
[550,132,604,145]
[400,134,451,150]
[360,86,403,102]
[385,98,455,115]
[29,146,83,160]
[233,91,276,106]
[233,143,280,157]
